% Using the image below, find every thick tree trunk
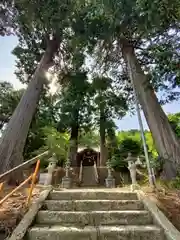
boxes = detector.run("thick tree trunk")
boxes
[69,110,79,167]
[122,43,180,179]
[100,108,107,166]
[0,37,60,184]
[107,127,118,160]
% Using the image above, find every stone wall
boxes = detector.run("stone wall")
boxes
[97,167,130,186]
[48,166,130,187]
[51,167,80,186]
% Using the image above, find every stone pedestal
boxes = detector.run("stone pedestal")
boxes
[62,176,72,189]
[105,163,115,188]
[62,158,72,188]
[105,176,115,188]
[126,153,140,192]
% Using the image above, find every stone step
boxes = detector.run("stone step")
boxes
[48,190,138,200]
[28,225,163,240]
[36,210,152,225]
[43,199,144,211]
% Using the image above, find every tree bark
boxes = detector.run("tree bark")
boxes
[122,43,180,179]
[99,108,107,166]
[107,127,118,161]
[0,36,60,184]
[69,110,79,167]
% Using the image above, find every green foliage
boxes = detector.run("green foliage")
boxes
[110,154,127,172]
[74,0,180,104]
[0,82,24,129]
[144,132,158,158]
[12,0,80,84]
[106,121,118,152]
[0,81,60,159]
[149,156,163,175]
[34,126,69,165]
[168,171,180,189]
[113,129,158,171]
[117,130,141,144]
[117,129,158,158]
[2,0,180,173]
[168,113,180,138]
[91,76,128,148]
[57,71,93,132]
[142,30,180,102]
[92,76,128,121]
[119,138,143,158]
[110,136,142,171]
[79,131,100,148]
[0,1,17,35]
[23,93,59,159]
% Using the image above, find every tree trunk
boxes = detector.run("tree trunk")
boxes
[100,108,107,166]
[122,43,180,179]
[69,110,79,167]
[0,37,60,184]
[107,127,118,161]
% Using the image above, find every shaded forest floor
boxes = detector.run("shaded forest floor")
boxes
[142,186,180,231]
[0,186,40,239]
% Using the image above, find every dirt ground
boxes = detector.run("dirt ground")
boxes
[142,186,180,231]
[0,185,40,238]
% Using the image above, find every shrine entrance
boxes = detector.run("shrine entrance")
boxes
[76,148,100,186]
[77,148,99,167]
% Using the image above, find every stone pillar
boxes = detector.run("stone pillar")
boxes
[62,158,72,188]
[44,155,58,185]
[105,161,115,188]
[126,153,140,191]
[79,161,83,184]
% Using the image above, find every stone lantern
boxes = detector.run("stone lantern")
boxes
[125,152,140,191]
[105,160,115,188]
[62,157,72,188]
[44,154,58,185]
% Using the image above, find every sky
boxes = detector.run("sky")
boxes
[0,36,179,131]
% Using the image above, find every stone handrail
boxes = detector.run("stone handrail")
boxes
[79,161,83,183]
[8,186,52,240]
[94,161,99,183]
[0,151,49,182]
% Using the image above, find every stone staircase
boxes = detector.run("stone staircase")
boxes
[27,189,164,240]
